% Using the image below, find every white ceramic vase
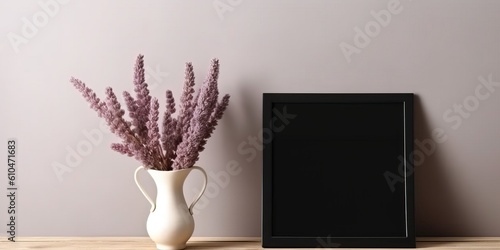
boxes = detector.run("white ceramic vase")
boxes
[134,166,208,250]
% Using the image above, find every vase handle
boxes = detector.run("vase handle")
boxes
[134,166,156,213]
[188,166,208,215]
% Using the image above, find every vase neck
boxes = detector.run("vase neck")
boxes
[148,168,192,199]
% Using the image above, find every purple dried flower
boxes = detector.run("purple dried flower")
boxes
[161,90,177,169]
[104,88,149,165]
[123,91,141,135]
[190,59,220,130]
[105,88,128,134]
[198,94,230,152]
[133,54,151,142]
[173,59,223,170]
[147,97,166,169]
[111,143,133,157]
[147,98,160,147]
[71,77,107,117]
[177,62,196,136]
[191,87,200,115]
[71,56,229,171]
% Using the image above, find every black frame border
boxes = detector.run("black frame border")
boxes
[262,93,415,248]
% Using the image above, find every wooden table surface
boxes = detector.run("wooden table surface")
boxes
[1,237,499,249]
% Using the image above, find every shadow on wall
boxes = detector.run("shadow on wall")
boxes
[414,95,473,236]
[190,79,264,236]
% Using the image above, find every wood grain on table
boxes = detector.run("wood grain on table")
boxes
[1,237,499,249]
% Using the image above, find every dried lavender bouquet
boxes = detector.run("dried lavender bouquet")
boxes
[71,55,230,171]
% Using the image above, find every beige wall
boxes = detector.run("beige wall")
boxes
[1,0,499,237]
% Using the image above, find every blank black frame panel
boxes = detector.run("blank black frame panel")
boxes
[262,93,415,248]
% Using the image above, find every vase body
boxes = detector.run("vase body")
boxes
[135,166,207,250]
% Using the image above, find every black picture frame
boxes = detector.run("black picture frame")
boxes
[262,93,415,248]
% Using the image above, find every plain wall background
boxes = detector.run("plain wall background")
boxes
[1,0,499,237]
